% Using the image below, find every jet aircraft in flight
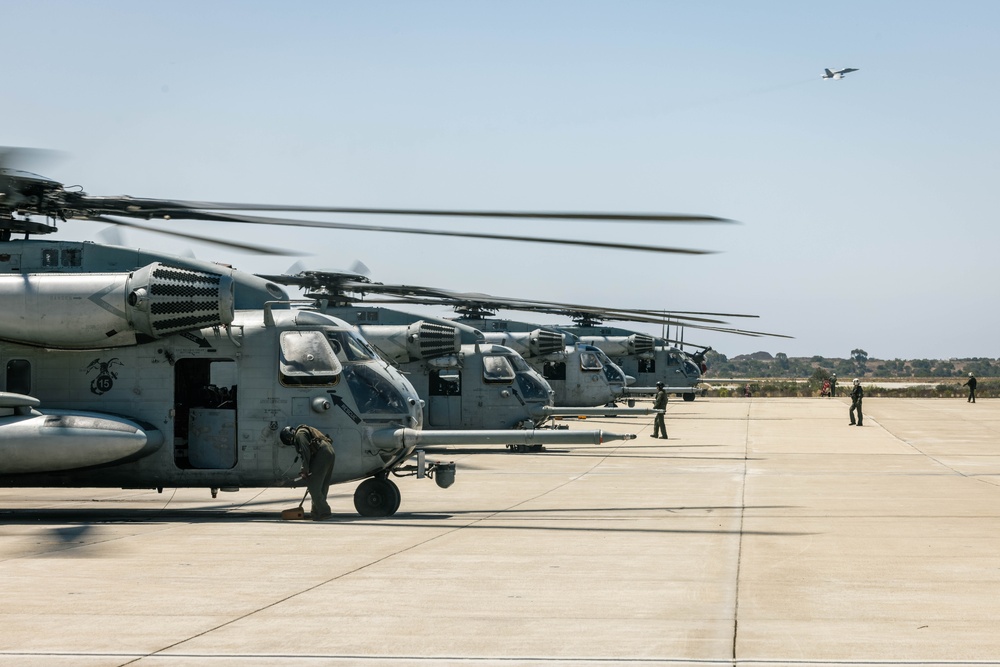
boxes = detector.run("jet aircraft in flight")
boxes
[822,67,859,79]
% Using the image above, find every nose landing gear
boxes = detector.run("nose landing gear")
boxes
[353,476,401,517]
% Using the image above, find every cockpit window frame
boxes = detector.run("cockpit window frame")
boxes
[278,330,344,387]
[482,355,516,384]
[579,350,603,372]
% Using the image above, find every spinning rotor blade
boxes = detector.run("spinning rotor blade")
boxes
[1,148,729,256]
[148,210,715,256]
[89,216,299,256]
[361,297,728,326]
[262,274,741,326]
[257,270,794,340]
[329,281,735,325]
[74,196,734,224]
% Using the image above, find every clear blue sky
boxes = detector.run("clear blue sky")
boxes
[6,1,998,360]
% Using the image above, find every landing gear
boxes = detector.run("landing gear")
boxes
[683,393,696,402]
[353,476,401,517]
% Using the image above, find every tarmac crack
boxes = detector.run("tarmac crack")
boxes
[731,399,751,665]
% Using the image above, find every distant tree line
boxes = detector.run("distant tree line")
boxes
[704,350,999,380]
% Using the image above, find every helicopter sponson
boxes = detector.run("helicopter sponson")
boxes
[0,262,234,349]
[0,392,163,474]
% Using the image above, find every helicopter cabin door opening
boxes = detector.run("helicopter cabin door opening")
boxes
[428,369,462,428]
[174,358,238,469]
[5,358,32,395]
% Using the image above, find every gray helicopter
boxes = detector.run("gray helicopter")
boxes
[448,309,634,407]
[1,151,732,514]
[258,269,659,427]
[344,283,792,401]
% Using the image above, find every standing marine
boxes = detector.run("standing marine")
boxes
[652,381,668,439]
[964,372,978,403]
[280,424,336,520]
[830,373,838,398]
[849,378,863,426]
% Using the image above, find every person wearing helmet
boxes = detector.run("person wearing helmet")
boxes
[963,372,978,403]
[830,373,837,398]
[849,378,863,426]
[651,381,668,439]
[280,424,336,520]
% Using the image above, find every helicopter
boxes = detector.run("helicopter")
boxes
[257,269,660,428]
[334,281,793,401]
[2,150,733,515]
[446,308,635,407]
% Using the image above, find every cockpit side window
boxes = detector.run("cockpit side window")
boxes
[579,351,603,371]
[279,331,343,386]
[482,355,516,383]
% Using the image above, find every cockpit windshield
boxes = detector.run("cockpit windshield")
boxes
[507,354,531,373]
[516,373,550,401]
[326,330,378,362]
[343,363,408,414]
[589,347,625,384]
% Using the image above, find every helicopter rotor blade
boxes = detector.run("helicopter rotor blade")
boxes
[73,196,734,224]
[329,280,736,325]
[138,210,716,256]
[88,215,301,256]
[259,273,745,326]
[0,147,63,173]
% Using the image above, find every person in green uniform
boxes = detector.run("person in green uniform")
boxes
[849,379,863,426]
[652,381,668,439]
[280,424,336,520]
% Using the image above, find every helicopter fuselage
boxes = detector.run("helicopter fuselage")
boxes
[0,307,423,489]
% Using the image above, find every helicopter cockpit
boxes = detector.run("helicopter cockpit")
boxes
[486,346,552,403]
[581,344,629,388]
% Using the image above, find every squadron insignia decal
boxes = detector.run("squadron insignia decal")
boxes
[85,357,123,395]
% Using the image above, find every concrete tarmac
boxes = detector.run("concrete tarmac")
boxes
[2,397,999,666]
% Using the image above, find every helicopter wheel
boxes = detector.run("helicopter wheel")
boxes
[683,393,696,402]
[354,477,401,517]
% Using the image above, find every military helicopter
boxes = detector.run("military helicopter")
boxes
[443,306,635,407]
[341,282,792,401]
[1,150,731,515]
[254,269,557,430]
[258,269,659,428]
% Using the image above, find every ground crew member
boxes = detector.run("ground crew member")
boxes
[652,381,668,439]
[280,424,335,520]
[849,378,863,426]
[964,372,977,403]
[830,374,838,397]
